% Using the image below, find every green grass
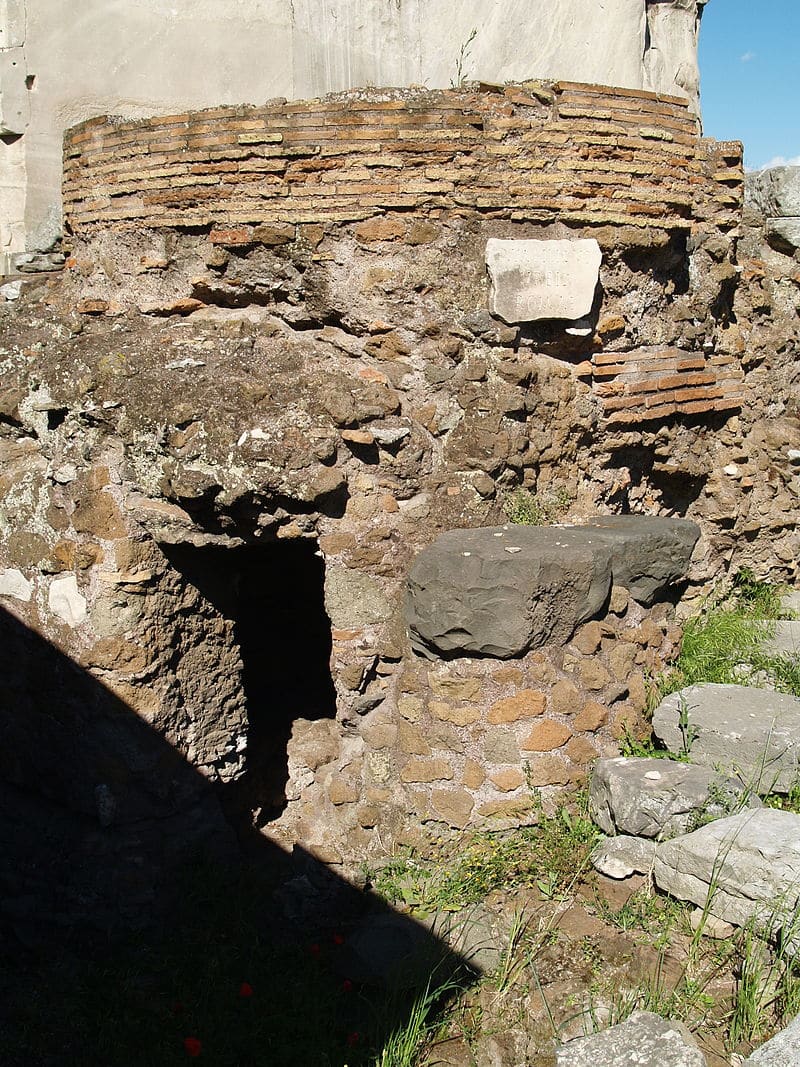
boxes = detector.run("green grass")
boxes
[501,487,572,527]
[369,800,598,916]
[593,886,688,948]
[654,570,798,702]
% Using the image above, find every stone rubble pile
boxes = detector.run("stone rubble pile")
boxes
[579,602,800,1060]
[590,678,800,934]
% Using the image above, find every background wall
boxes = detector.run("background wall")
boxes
[0,0,707,266]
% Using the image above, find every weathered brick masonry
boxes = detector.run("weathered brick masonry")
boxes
[63,83,733,232]
[63,82,745,426]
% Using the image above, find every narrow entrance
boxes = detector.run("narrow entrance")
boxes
[162,540,336,821]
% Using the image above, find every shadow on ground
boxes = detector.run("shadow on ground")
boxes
[0,605,477,1066]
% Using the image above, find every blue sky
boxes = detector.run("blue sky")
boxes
[699,0,800,170]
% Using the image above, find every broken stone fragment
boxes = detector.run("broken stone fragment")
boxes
[654,810,800,941]
[591,834,656,879]
[485,237,602,324]
[48,573,87,627]
[0,567,33,602]
[744,1012,800,1066]
[589,756,761,840]
[555,1010,707,1066]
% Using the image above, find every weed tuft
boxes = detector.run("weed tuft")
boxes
[502,487,573,526]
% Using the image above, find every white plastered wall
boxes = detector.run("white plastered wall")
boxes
[0,0,707,271]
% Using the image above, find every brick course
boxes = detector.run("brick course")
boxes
[62,82,744,427]
[63,83,739,236]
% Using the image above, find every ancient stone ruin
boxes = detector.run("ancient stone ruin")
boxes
[1,3,799,970]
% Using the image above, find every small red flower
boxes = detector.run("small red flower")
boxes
[171,1001,184,1015]
[342,979,353,993]
[183,1036,202,1057]
[346,1031,360,1047]
[239,982,254,998]
[309,943,321,957]
[332,932,345,945]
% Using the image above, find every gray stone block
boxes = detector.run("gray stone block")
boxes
[766,217,800,255]
[582,515,699,606]
[653,810,800,935]
[485,237,602,324]
[652,684,800,794]
[407,517,699,659]
[589,756,760,840]
[761,620,800,659]
[555,1010,707,1066]
[746,166,800,219]
[745,1013,800,1066]
[591,834,656,879]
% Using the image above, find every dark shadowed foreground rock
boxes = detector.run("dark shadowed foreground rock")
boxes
[652,684,800,793]
[589,756,760,840]
[653,810,800,936]
[555,1010,707,1066]
[744,1013,800,1066]
[407,517,698,659]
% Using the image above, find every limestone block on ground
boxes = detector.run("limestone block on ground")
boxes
[555,1010,707,1066]
[591,834,656,879]
[407,517,698,659]
[761,621,800,659]
[485,238,602,324]
[652,684,800,794]
[653,810,800,935]
[589,756,760,840]
[744,1013,800,1066]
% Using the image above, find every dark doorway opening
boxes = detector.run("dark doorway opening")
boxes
[162,540,336,825]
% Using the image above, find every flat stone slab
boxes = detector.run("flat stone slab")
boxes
[486,237,602,324]
[653,810,800,935]
[589,756,761,840]
[652,684,800,794]
[555,1010,707,1066]
[407,517,698,659]
[744,1013,800,1066]
[761,620,800,659]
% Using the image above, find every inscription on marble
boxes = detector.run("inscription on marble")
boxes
[486,238,602,323]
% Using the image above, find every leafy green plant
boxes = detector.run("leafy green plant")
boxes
[677,694,699,757]
[373,973,465,1067]
[502,487,573,526]
[765,776,800,814]
[653,571,789,703]
[370,801,598,916]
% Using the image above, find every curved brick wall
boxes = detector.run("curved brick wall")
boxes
[63,82,742,236]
